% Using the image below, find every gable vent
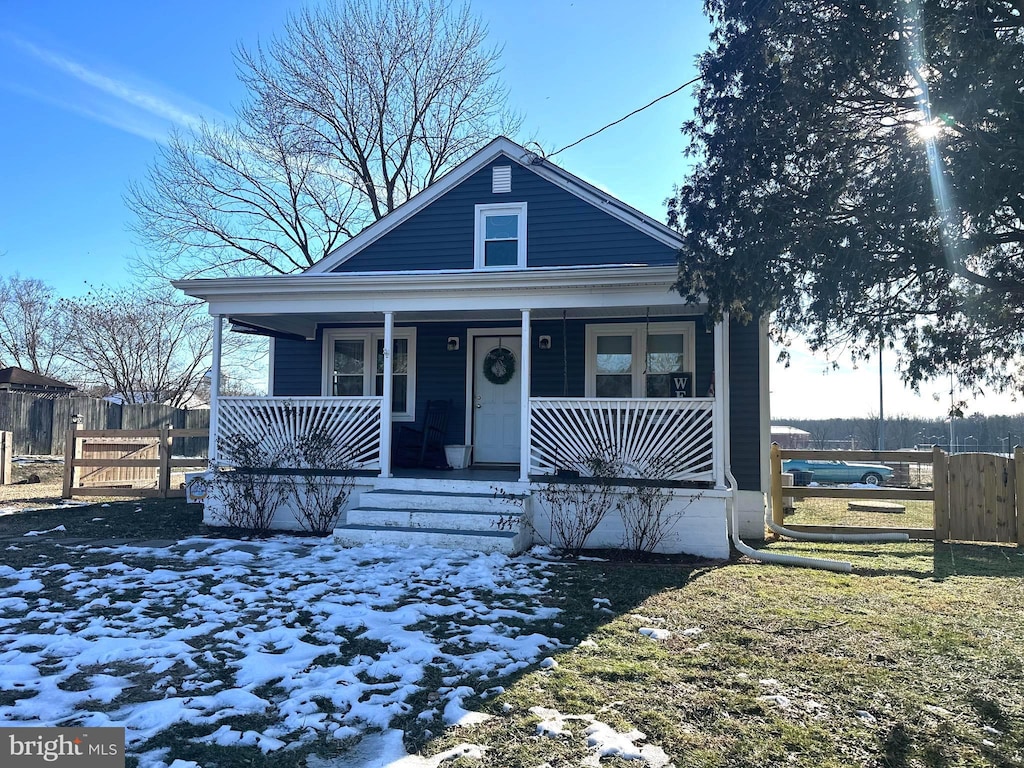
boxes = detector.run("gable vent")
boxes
[492,165,512,193]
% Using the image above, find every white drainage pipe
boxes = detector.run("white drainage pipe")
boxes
[719,313,853,573]
[766,514,909,544]
[728,471,853,573]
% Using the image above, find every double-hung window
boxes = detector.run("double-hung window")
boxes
[474,202,527,268]
[585,322,696,398]
[322,329,417,420]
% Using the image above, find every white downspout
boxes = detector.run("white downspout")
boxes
[720,313,854,573]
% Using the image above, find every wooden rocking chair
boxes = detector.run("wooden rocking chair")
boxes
[393,399,451,469]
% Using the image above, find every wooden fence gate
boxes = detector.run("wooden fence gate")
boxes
[63,426,209,499]
[935,450,1022,544]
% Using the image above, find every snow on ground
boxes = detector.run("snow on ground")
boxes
[529,706,672,767]
[0,538,563,763]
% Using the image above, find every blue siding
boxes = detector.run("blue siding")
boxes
[728,319,763,491]
[332,156,677,272]
[271,316,762,486]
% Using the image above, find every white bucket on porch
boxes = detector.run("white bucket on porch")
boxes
[444,445,473,469]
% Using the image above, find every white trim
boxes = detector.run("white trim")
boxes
[267,337,275,396]
[381,313,394,478]
[758,316,771,495]
[583,321,697,398]
[175,265,691,340]
[321,327,418,422]
[713,320,726,488]
[520,310,531,482]
[464,326,522,450]
[474,202,527,269]
[209,315,223,462]
[302,137,683,274]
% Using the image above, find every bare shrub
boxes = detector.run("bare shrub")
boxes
[537,451,623,557]
[618,454,705,556]
[211,434,291,534]
[288,429,357,535]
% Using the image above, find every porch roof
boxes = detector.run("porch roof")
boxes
[174,264,698,339]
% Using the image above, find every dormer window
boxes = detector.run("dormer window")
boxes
[475,202,527,269]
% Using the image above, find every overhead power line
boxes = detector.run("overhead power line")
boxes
[547,75,703,158]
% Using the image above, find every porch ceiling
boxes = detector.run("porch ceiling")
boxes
[175,265,704,340]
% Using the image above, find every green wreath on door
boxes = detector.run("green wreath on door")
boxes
[482,347,516,385]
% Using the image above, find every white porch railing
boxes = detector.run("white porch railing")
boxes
[216,397,383,470]
[529,398,716,483]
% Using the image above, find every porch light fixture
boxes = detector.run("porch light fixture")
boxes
[538,335,552,350]
[447,336,460,351]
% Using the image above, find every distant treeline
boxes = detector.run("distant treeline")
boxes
[774,413,1024,453]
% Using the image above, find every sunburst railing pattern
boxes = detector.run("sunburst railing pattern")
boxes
[217,397,383,470]
[529,398,716,482]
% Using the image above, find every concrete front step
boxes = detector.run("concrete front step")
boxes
[347,505,520,531]
[334,479,531,553]
[334,523,519,554]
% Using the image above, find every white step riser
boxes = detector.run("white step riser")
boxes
[335,527,516,554]
[347,507,519,531]
[360,491,525,514]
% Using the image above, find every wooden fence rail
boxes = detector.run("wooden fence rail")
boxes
[770,444,1022,545]
[770,444,938,540]
[62,427,209,499]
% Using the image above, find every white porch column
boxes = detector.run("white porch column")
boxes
[712,315,728,488]
[380,311,394,478]
[520,309,531,482]
[209,315,223,463]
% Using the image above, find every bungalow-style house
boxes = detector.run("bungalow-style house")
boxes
[174,137,769,558]
[0,367,77,396]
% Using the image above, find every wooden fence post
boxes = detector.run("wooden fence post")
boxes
[1015,447,1024,548]
[933,446,949,542]
[62,422,83,498]
[158,425,172,498]
[770,442,784,527]
[0,431,12,485]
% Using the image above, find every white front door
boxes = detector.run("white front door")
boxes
[472,336,521,464]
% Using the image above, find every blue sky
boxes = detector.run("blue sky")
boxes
[0,0,1015,418]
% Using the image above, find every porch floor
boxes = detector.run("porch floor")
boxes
[390,466,519,482]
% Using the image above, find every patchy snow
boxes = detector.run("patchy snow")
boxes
[529,706,672,766]
[0,538,562,762]
[23,524,66,536]
[638,627,672,641]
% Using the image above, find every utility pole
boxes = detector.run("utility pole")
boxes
[878,336,885,451]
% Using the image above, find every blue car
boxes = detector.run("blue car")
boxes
[782,459,893,486]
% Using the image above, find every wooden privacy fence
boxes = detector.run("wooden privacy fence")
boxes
[770,445,1024,545]
[0,391,209,456]
[63,427,209,499]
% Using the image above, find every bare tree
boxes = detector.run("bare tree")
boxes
[60,287,214,408]
[128,0,519,279]
[0,275,73,378]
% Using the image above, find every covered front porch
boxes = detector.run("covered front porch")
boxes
[178,265,737,556]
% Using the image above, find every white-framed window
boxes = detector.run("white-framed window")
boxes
[584,322,697,398]
[474,202,527,269]
[321,328,417,420]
